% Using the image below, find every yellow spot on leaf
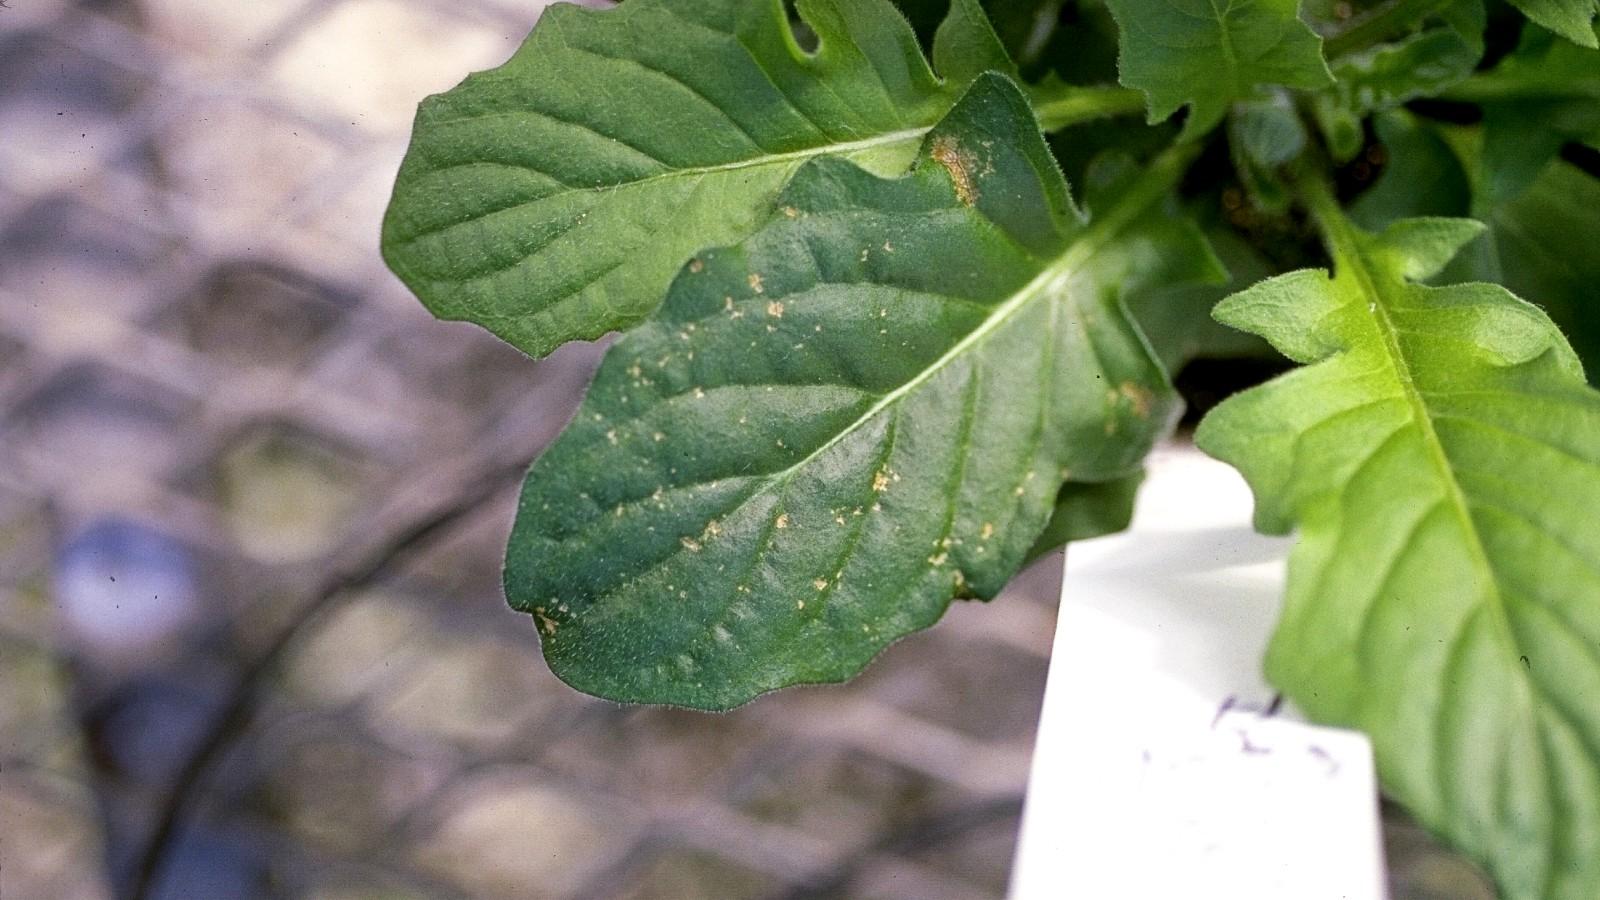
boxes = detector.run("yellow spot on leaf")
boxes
[534,607,558,635]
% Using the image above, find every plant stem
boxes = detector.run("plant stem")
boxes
[1033,85,1148,132]
[1295,162,1362,264]
[1442,76,1600,103]
[1323,0,1452,59]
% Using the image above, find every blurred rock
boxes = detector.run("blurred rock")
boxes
[413,774,621,897]
[0,773,113,900]
[213,425,364,563]
[610,848,775,900]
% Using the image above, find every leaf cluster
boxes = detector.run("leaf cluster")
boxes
[381,1,1600,895]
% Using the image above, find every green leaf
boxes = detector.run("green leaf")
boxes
[1350,109,1471,226]
[504,74,1199,709]
[1310,24,1477,165]
[1102,0,1332,138]
[1230,91,1308,208]
[1444,24,1600,202]
[1326,26,1478,112]
[1352,110,1600,382]
[1026,471,1145,562]
[1446,159,1600,385]
[1197,194,1600,900]
[1505,0,1599,48]
[382,0,1017,357]
[1128,225,1280,370]
[982,0,1067,70]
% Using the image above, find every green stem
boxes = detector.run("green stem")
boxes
[1323,0,1452,59]
[1295,163,1363,264]
[1032,85,1148,132]
[1441,75,1600,104]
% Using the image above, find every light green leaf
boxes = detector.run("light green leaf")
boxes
[1352,110,1600,382]
[1102,0,1332,138]
[1198,195,1600,900]
[505,74,1198,709]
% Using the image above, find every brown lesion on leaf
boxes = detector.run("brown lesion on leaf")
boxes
[931,135,979,206]
[1118,381,1155,419]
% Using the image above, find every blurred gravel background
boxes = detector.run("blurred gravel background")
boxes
[0,0,1499,898]
[0,1,1063,896]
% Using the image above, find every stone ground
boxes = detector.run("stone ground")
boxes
[0,1,1496,897]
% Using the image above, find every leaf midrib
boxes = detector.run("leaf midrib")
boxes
[1319,205,1537,706]
[715,145,1194,519]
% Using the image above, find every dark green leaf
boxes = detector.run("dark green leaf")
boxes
[1443,23,1600,201]
[1026,471,1145,561]
[1326,26,1478,111]
[1230,91,1308,209]
[982,0,1067,70]
[383,0,1031,357]
[1198,198,1600,900]
[1504,0,1599,48]
[1446,159,1600,384]
[1128,226,1279,370]
[1350,109,1472,226]
[504,74,1201,708]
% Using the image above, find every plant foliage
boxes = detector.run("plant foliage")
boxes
[383,0,1600,894]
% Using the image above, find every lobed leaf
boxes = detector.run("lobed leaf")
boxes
[1102,0,1332,138]
[503,74,1207,709]
[1198,197,1600,899]
[1353,109,1600,381]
